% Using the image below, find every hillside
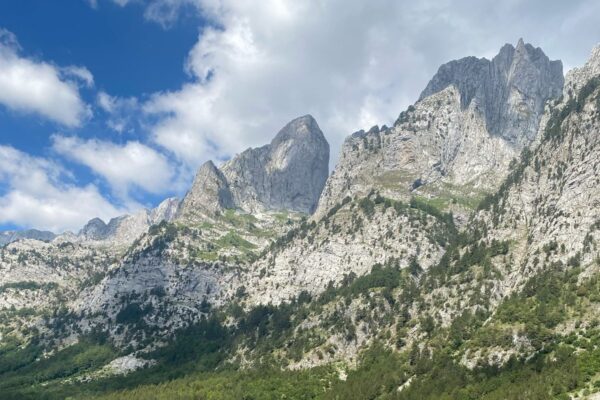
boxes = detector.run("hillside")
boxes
[2,41,600,400]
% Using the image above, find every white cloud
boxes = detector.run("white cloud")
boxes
[0,29,91,127]
[51,135,175,197]
[0,146,128,232]
[62,65,95,88]
[96,91,139,133]
[141,1,431,168]
[127,0,600,172]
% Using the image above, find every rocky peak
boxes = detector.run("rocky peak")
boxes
[79,217,109,240]
[177,161,234,220]
[220,114,330,214]
[150,197,180,225]
[419,39,563,146]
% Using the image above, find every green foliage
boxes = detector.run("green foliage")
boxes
[216,231,257,250]
[318,261,403,304]
[0,338,116,399]
[495,265,578,331]
[0,281,58,293]
[478,148,532,214]
[409,197,455,228]
[87,367,336,400]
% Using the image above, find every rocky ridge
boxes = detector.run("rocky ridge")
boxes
[4,41,600,399]
[316,40,563,219]
[177,114,330,223]
[0,229,56,247]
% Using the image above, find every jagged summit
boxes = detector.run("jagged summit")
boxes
[315,40,564,217]
[177,115,330,220]
[419,39,563,145]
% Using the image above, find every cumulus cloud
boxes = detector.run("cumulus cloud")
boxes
[0,29,91,127]
[51,135,175,198]
[126,0,600,172]
[0,146,128,232]
[96,91,139,133]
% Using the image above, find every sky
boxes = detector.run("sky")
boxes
[0,0,599,233]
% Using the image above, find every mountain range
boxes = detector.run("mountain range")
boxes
[2,40,600,399]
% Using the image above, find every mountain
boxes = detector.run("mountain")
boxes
[4,41,600,400]
[177,160,234,220]
[419,38,564,145]
[222,114,329,214]
[176,115,329,222]
[0,229,56,247]
[77,197,180,245]
[315,40,563,220]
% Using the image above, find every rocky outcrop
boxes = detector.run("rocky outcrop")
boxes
[221,114,330,214]
[420,38,564,146]
[565,44,600,93]
[178,115,330,221]
[476,43,600,289]
[316,40,563,218]
[177,161,234,220]
[150,197,180,224]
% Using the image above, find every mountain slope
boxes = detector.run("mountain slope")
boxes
[5,42,600,400]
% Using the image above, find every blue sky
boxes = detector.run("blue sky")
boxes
[1,0,599,232]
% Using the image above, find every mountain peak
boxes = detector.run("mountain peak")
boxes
[218,114,329,214]
[419,39,563,146]
[271,114,323,145]
[79,217,109,240]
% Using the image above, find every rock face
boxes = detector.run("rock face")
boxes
[177,161,234,220]
[565,44,600,93]
[150,197,180,223]
[221,115,330,214]
[0,229,56,247]
[178,115,330,221]
[477,43,600,287]
[316,40,563,218]
[419,38,564,146]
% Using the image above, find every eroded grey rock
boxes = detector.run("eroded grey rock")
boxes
[178,161,234,220]
[420,38,563,146]
[222,114,330,214]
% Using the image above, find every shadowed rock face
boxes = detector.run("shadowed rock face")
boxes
[221,115,330,214]
[419,39,564,146]
[178,160,235,219]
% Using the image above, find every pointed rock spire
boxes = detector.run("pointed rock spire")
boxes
[221,114,329,214]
